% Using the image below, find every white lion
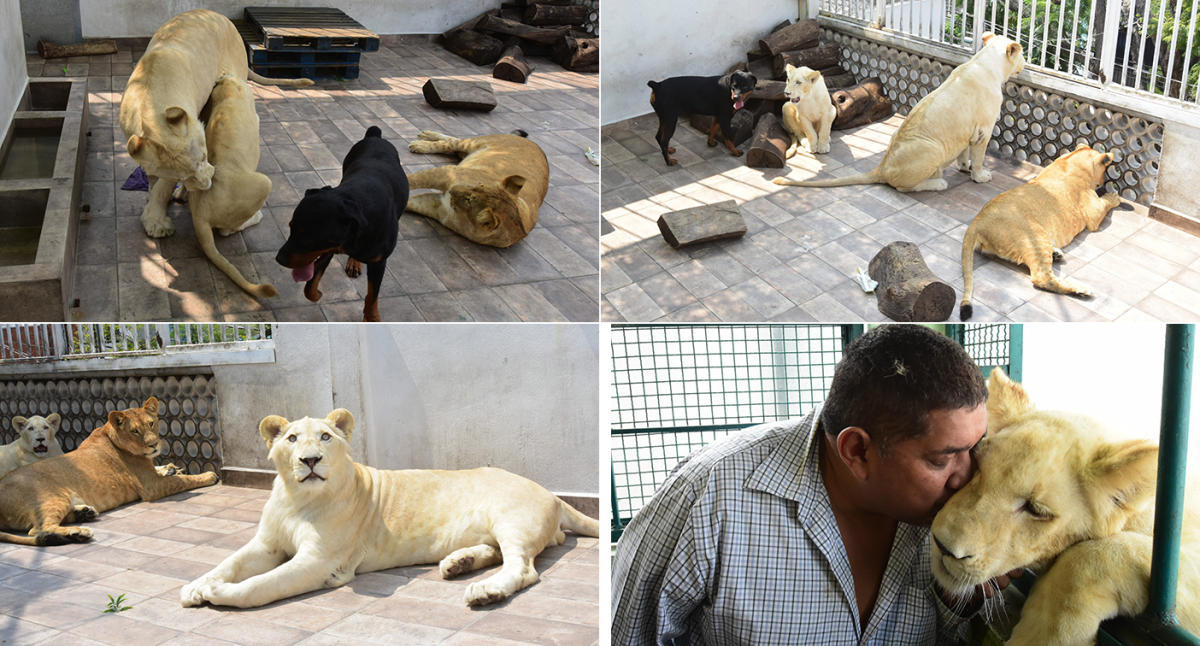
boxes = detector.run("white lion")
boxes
[181,409,598,608]
[0,414,64,478]
[932,369,1199,645]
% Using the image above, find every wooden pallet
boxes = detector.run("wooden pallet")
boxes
[243,6,380,52]
[252,64,361,80]
[247,44,361,66]
[234,18,362,81]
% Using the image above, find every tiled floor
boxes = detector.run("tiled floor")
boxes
[35,35,598,322]
[600,113,1200,322]
[0,484,600,646]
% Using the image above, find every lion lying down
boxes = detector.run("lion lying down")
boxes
[181,409,599,608]
[932,370,1198,646]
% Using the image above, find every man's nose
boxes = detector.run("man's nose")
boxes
[946,453,974,491]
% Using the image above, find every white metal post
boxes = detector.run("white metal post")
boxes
[1099,0,1123,84]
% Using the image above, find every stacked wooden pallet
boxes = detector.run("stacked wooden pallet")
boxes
[235,6,380,81]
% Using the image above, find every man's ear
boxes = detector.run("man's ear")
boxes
[834,426,874,480]
[259,416,289,447]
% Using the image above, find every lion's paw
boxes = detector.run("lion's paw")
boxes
[440,555,475,579]
[971,168,993,183]
[180,580,209,607]
[409,141,436,154]
[73,505,98,523]
[141,212,175,238]
[464,581,510,607]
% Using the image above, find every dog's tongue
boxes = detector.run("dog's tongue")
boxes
[291,262,315,283]
[734,98,745,111]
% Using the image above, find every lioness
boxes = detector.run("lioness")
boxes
[180,409,599,608]
[960,144,1118,319]
[119,9,313,238]
[406,130,549,247]
[781,64,836,157]
[0,414,64,478]
[932,370,1198,645]
[774,33,1023,191]
[0,397,218,546]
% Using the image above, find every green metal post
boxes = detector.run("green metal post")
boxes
[611,462,624,542]
[1148,324,1195,623]
[1008,324,1024,382]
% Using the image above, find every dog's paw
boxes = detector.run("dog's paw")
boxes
[731,149,743,157]
[345,259,362,279]
[464,581,510,607]
[971,168,993,183]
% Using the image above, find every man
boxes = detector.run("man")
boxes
[611,325,1015,645]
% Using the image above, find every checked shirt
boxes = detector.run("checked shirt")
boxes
[611,411,967,646]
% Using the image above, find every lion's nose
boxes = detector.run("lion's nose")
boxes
[300,456,321,469]
[934,535,972,561]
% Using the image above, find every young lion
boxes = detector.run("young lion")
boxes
[781,64,836,157]
[181,409,599,609]
[960,144,1119,319]
[932,370,1198,646]
[0,398,219,546]
[0,414,64,478]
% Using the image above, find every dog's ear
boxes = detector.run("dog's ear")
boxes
[806,68,821,82]
[126,134,144,156]
[164,106,188,133]
[45,413,61,432]
[1006,42,1022,59]
[503,175,526,196]
[717,74,732,90]
[259,415,290,447]
[325,409,354,441]
[11,417,26,432]
[303,185,332,197]
[746,72,758,87]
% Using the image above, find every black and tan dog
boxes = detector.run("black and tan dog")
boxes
[275,126,409,322]
[647,70,757,166]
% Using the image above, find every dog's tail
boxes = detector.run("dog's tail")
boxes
[246,69,316,89]
[772,168,882,188]
[647,80,660,90]
[366,126,382,138]
[960,223,979,320]
[556,498,599,537]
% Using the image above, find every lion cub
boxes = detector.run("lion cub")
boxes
[0,414,64,478]
[781,64,836,157]
[182,409,599,609]
[960,144,1119,319]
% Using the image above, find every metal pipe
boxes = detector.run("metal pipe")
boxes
[1148,324,1195,622]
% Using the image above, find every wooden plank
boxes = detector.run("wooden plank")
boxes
[657,200,747,248]
[422,78,498,111]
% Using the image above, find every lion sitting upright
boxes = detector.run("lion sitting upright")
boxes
[0,414,64,478]
[181,408,598,609]
[0,398,218,546]
[960,143,1120,319]
[931,370,1198,646]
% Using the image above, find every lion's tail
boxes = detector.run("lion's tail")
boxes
[772,168,882,188]
[247,69,316,88]
[0,531,38,546]
[556,498,599,537]
[960,223,979,320]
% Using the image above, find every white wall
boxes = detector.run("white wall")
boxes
[0,0,27,146]
[78,0,496,38]
[601,0,801,125]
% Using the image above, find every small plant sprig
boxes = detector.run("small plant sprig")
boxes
[103,593,132,613]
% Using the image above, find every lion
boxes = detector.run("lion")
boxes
[931,369,1199,646]
[781,64,836,157]
[405,130,549,247]
[0,414,64,478]
[774,32,1023,192]
[960,144,1119,319]
[0,398,219,546]
[119,9,312,238]
[180,409,599,609]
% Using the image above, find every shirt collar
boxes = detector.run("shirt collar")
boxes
[742,409,825,524]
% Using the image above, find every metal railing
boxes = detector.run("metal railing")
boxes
[0,323,273,363]
[820,0,1200,105]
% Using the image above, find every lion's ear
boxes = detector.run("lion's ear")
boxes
[325,409,354,441]
[986,369,1034,431]
[11,416,27,431]
[785,63,796,75]
[981,31,995,44]
[107,410,126,430]
[1088,439,1159,517]
[259,415,289,447]
[502,175,526,196]
[142,397,159,415]
[1075,140,1090,151]
[126,134,144,156]
[806,68,821,82]
[45,413,61,432]
[1006,42,1021,59]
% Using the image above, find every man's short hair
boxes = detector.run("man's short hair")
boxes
[820,325,987,450]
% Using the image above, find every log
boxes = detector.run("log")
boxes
[759,19,819,57]
[493,45,533,83]
[422,78,498,111]
[748,79,786,101]
[774,43,840,78]
[824,72,857,89]
[745,112,789,168]
[725,61,749,75]
[689,108,756,147]
[817,64,848,77]
[657,200,747,248]
[748,56,776,83]
[37,39,118,59]
[553,35,598,71]
[477,14,571,44]
[500,3,524,20]
[442,29,505,66]
[832,77,895,130]
[524,4,590,26]
[867,241,956,322]
[441,9,499,39]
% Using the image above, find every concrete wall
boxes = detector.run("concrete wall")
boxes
[601,0,801,125]
[0,0,27,146]
[77,0,496,38]
[1154,121,1200,223]
[18,0,80,52]
[214,324,598,495]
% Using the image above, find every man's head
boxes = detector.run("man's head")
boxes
[821,325,989,524]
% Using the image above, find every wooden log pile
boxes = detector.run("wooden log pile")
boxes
[440,2,598,79]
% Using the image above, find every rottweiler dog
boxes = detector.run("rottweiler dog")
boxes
[275,126,409,321]
[646,70,757,166]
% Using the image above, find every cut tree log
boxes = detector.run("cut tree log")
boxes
[759,19,819,57]
[552,35,598,71]
[867,241,956,322]
[748,56,776,83]
[37,39,117,59]
[422,78,498,111]
[832,77,895,130]
[749,79,786,101]
[657,200,747,248]
[689,109,757,147]
[774,43,840,78]
[824,72,857,89]
[442,9,500,39]
[493,44,533,83]
[442,29,505,66]
[524,4,590,25]
[478,14,571,44]
[745,112,789,168]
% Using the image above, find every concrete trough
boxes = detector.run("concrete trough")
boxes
[0,78,87,321]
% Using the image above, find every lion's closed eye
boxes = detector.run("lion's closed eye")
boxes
[1021,499,1054,520]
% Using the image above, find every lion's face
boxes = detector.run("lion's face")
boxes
[1063,145,1114,188]
[106,397,164,459]
[931,370,1158,599]
[783,64,823,103]
[259,410,354,490]
[11,414,61,455]
[127,109,214,190]
[449,181,527,247]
